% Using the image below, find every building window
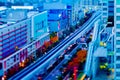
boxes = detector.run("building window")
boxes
[103,3,107,6]
[0,63,2,69]
[116,56,120,60]
[116,0,120,5]
[109,11,114,13]
[117,24,120,28]
[116,32,120,37]
[117,16,120,21]
[116,48,120,53]
[103,8,107,11]
[42,21,44,28]
[116,72,120,76]
[109,1,114,3]
[116,40,120,45]
[103,13,107,16]
[117,8,120,13]
[116,64,120,68]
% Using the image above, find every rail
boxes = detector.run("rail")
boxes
[9,11,101,80]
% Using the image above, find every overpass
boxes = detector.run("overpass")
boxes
[84,20,113,79]
[9,11,102,80]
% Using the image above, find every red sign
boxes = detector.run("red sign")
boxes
[4,61,6,69]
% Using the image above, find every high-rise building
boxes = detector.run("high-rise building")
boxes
[114,0,120,79]
[62,0,82,26]
[107,0,114,27]
[102,0,108,27]
[108,0,114,16]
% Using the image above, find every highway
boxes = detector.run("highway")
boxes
[9,11,101,80]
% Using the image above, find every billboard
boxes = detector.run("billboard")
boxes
[32,11,48,40]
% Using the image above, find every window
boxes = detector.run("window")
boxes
[117,16,120,20]
[117,8,120,13]
[116,0,120,5]
[42,21,44,28]
[2,39,9,44]
[108,56,111,63]
[116,48,120,53]
[0,63,2,69]
[116,40,120,45]
[103,13,107,16]
[116,64,120,68]
[103,3,107,6]
[103,8,107,11]
[117,56,120,60]
[116,32,120,37]
[109,1,114,3]
[1,32,3,37]
[116,72,120,76]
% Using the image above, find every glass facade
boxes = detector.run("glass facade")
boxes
[115,0,120,79]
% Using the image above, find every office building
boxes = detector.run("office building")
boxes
[0,8,50,78]
[114,0,120,79]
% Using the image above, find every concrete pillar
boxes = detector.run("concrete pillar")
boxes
[92,57,99,78]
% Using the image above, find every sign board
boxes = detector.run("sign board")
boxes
[32,11,48,40]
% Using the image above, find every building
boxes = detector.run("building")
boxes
[107,0,114,27]
[62,0,82,26]
[0,9,30,59]
[43,1,68,32]
[102,0,108,27]
[108,0,114,17]
[0,8,50,79]
[114,0,120,79]
[47,9,67,32]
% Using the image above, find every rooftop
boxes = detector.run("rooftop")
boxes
[0,6,40,28]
